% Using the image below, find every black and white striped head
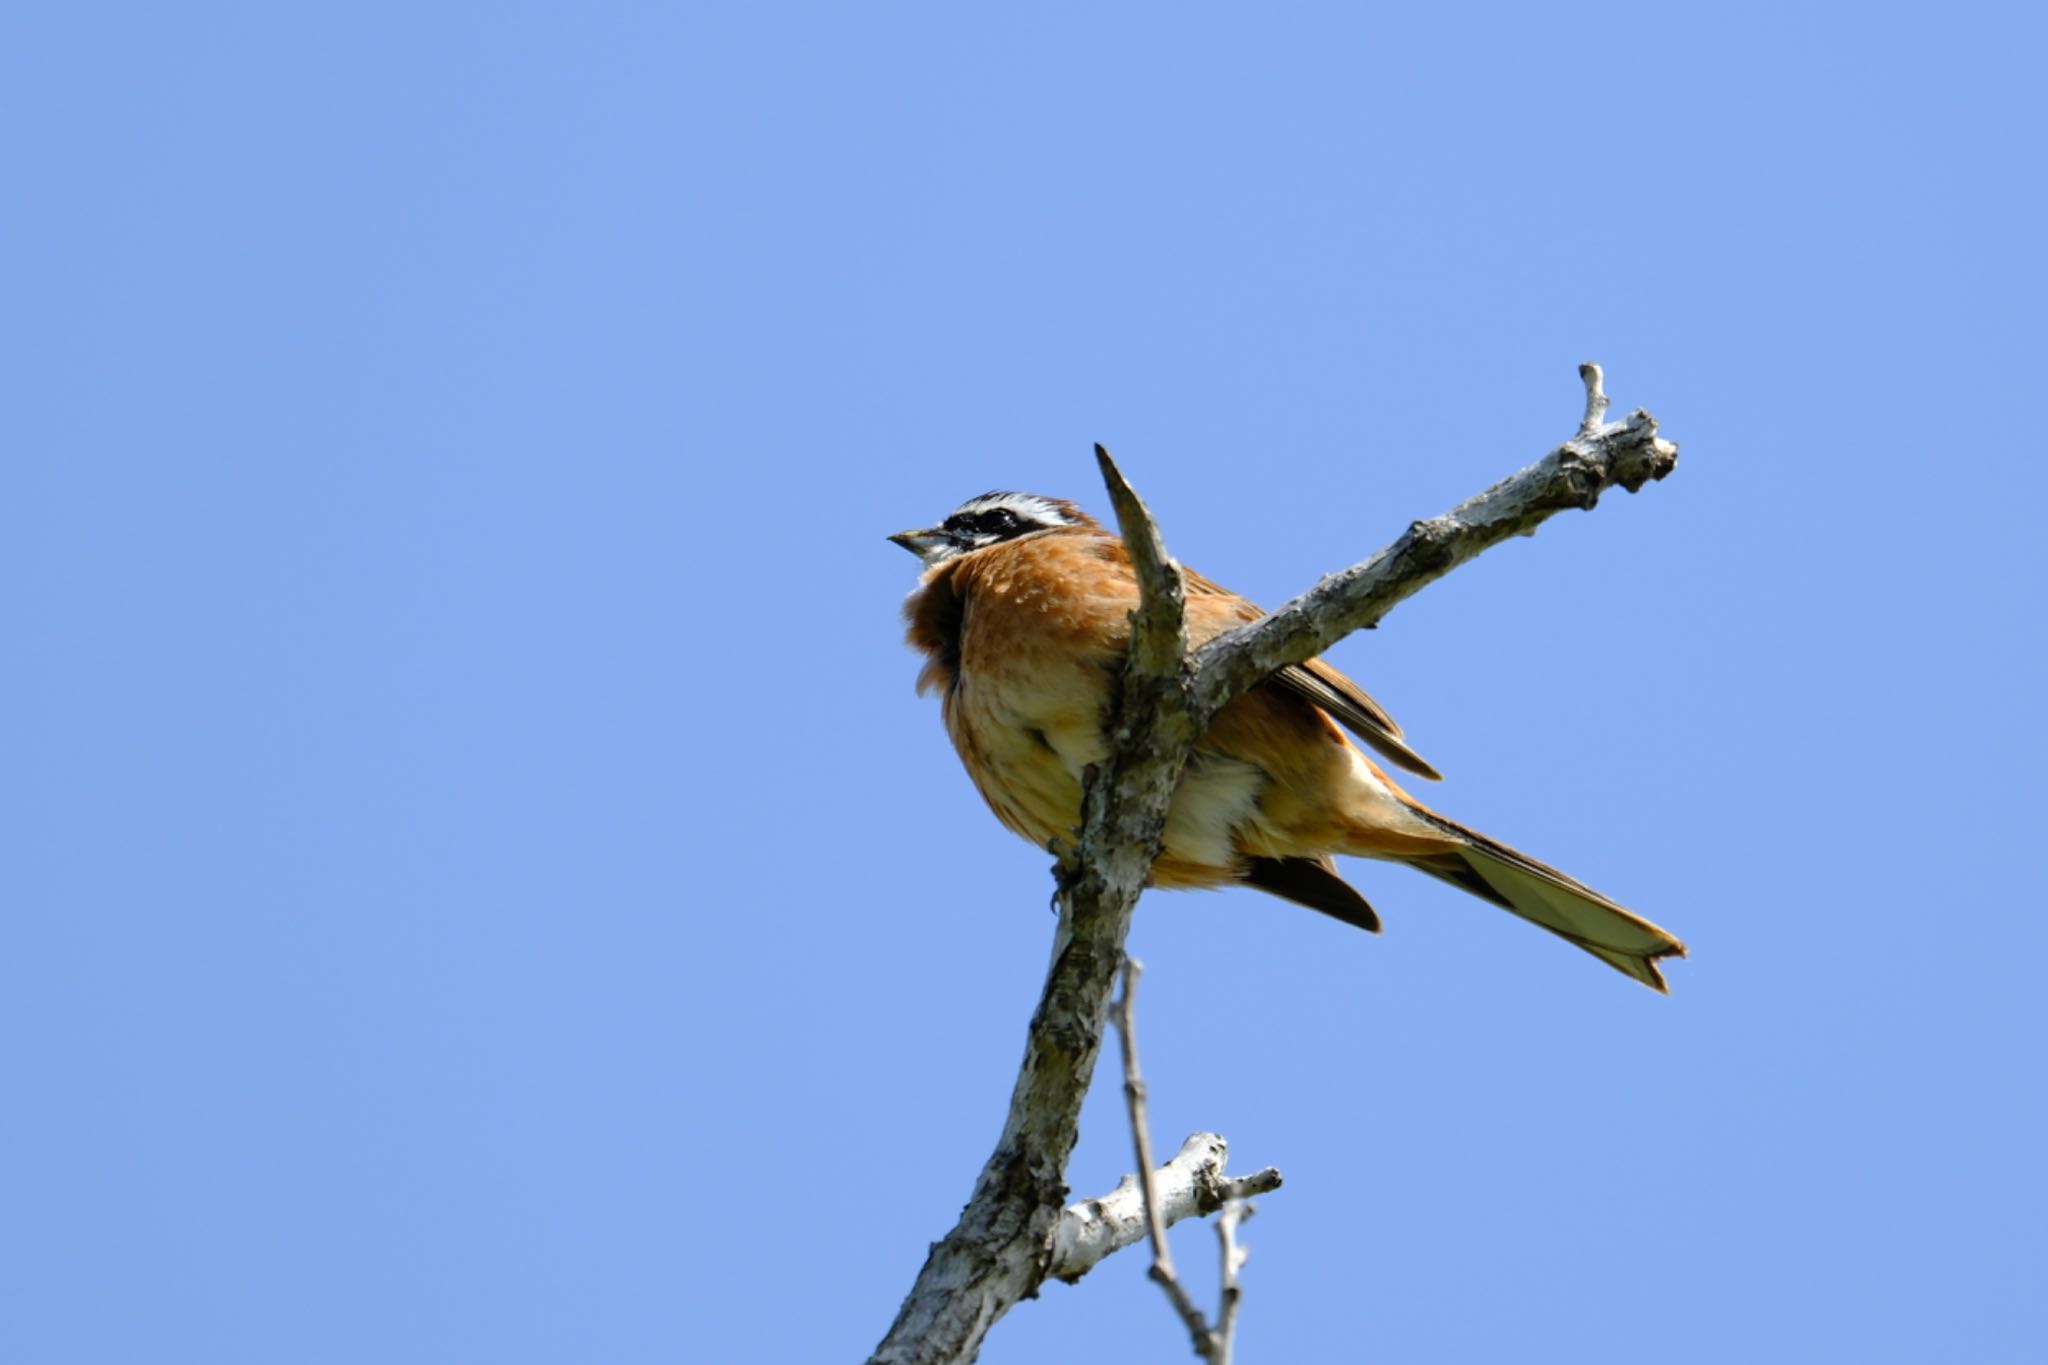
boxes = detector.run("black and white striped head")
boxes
[887,491,1094,566]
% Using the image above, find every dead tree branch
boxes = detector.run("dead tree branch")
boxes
[868,365,1678,1365]
[1188,364,1677,726]
[1050,1133,1281,1283]
[1113,958,1215,1351]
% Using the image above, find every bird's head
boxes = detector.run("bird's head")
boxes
[887,491,1095,566]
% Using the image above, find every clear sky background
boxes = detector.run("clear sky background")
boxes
[7,4,2044,1362]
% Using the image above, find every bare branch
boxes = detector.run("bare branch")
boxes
[1213,1201,1251,1365]
[871,367,1678,1365]
[1187,383,1678,727]
[1050,1134,1282,1282]
[869,451,1196,1365]
[1078,444,1201,895]
[1113,958,1215,1352]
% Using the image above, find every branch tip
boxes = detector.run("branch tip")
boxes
[1048,1132,1280,1284]
[1184,362,1678,729]
[1093,444,1189,684]
[1578,361,1610,433]
[1218,1167,1284,1202]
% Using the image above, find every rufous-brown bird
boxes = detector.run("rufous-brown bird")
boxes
[892,491,1686,990]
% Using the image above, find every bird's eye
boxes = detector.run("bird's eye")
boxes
[982,508,1019,534]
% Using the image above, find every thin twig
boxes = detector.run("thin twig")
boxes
[1214,1201,1250,1364]
[1114,958,1215,1353]
[1116,961,1171,1265]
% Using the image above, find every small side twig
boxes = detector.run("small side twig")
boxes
[1114,958,1214,1351]
[1578,360,1611,433]
[1049,1134,1281,1282]
[1214,1201,1249,1363]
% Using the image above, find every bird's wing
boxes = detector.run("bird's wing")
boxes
[1240,855,1381,932]
[1180,566,1443,782]
[1270,658,1442,781]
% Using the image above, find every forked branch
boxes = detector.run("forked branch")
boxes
[868,366,1679,1365]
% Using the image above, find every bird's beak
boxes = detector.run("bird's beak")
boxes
[888,527,948,563]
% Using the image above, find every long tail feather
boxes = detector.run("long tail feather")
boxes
[1406,814,1686,991]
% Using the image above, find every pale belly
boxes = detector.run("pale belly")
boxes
[942,667,1268,887]
[941,662,1446,888]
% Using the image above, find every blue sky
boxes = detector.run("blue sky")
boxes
[7,4,2044,1361]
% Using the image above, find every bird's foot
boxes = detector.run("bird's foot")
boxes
[1046,833,1084,911]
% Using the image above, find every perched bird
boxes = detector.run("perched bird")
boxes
[891,490,1687,991]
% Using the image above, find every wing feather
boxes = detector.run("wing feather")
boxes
[1174,562,1444,781]
[1270,660,1443,781]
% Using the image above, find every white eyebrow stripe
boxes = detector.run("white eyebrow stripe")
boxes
[951,492,1076,529]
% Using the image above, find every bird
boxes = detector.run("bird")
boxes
[890,490,1687,991]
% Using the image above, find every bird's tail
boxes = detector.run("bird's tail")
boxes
[1403,812,1686,991]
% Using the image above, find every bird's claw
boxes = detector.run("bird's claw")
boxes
[1046,834,1084,911]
